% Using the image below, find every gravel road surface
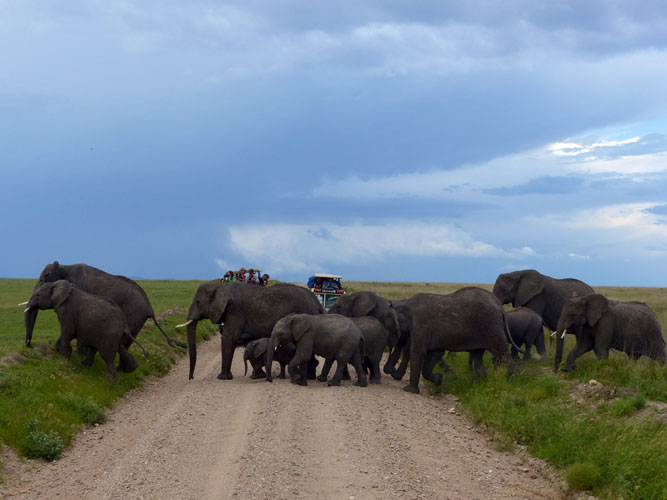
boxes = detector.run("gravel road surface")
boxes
[1,338,565,499]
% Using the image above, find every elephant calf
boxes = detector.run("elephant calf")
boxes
[555,294,667,371]
[25,280,144,379]
[506,307,546,360]
[267,313,367,387]
[243,338,296,379]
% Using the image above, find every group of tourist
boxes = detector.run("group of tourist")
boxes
[221,268,269,286]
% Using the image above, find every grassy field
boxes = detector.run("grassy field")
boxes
[1,278,666,498]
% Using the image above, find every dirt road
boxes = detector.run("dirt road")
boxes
[1,338,565,499]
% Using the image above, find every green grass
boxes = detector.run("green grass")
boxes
[345,280,667,499]
[0,278,216,465]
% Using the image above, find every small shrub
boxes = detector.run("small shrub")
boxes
[564,462,601,491]
[22,432,64,461]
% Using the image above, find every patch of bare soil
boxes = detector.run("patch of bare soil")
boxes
[1,339,567,499]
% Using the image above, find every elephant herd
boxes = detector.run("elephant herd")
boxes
[20,261,176,379]
[18,263,667,389]
[182,269,666,394]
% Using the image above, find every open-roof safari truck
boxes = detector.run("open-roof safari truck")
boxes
[307,274,345,310]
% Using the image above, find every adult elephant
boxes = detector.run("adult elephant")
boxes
[327,291,392,321]
[555,294,666,371]
[23,261,174,353]
[178,282,322,380]
[493,269,594,332]
[401,287,522,394]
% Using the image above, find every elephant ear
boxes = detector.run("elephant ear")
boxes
[585,294,609,327]
[351,293,376,317]
[209,286,230,324]
[50,280,72,309]
[290,315,312,342]
[515,271,544,307]
[252,339,268,359]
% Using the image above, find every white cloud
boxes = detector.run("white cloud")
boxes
[549,136,640,156]
[225,222,535,274]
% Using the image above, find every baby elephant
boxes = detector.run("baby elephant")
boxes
[266,313,367,387]
[25,280,145,379]
[243,338,296,379]
[506,307,546,360]
[555,293,667,371]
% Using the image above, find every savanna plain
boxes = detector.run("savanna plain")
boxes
[0,278,665,499]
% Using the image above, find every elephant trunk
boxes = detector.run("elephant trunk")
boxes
[25,307,38,347]
[266,335,278,382]
[244,348,249,376]
[187,320,199,379]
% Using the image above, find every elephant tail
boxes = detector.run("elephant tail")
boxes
[151,315,177,347]
[503,311,525,355]
[124,328,150,358]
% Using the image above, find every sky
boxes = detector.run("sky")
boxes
[2,1,667,286]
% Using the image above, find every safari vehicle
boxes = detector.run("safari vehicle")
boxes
[307,274,345,310]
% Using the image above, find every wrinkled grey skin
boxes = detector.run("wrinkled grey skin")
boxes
[185,282,322,380]
[399,287,520,394]
[25,262,174,364]
[243,338,296,379]
[267,313,367,387]
[26,281,144,379]
[327,291,392,321]
[555,294,667,371]
[319,316,397,384]
[493,269,594,332]
[506,307,546,360]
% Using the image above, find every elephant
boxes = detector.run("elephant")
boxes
[23,262,174,366]
[398,287,522,394]
[243,338,296,379]
[505,307,546,360]
[25,280,147,379]
[327,291,392,322]
[179,282,323,380]
[266,313,367,387]
[555,294,667,371]
[318,316,397,384]
[493,269,594,332]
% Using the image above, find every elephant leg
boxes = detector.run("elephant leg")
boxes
[470,349,486,378]
[403,339,425,394]
[288,349,311,385]
[368,357,382,384]
[81,347,98,367]
[99,350,118,380]
[350,350,368,387]
[393,344,410,380]
[421,349,446,387]
[318,358,335,382]
[327,358,347,386]
[293,362,308,386]
[342,364,351,380]
[522,342,533,361]
[535,329,547,357]
[593,342,610,360]
[278,362,287,379]
[564,335,594,371]
[117,346,139,373]
[250,359,266,379]
[306,356,319,380]
[217,334,236,380]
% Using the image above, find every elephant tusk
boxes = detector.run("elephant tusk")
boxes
[549,330,556,337]
[561,328,568,339]
[175,319,194,328]
[18,301,29,306]
[24,307,32,313]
